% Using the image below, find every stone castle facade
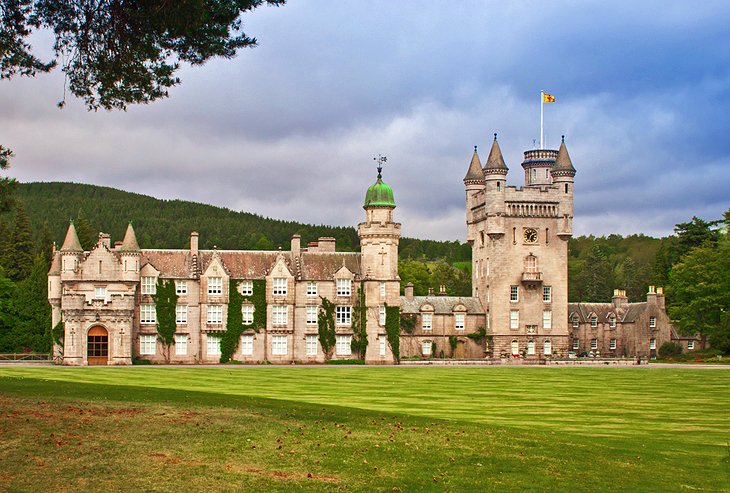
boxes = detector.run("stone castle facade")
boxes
[49,137,680,365]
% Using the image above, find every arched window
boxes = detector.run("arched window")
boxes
[544,339,552,355]
[527,340,535,355]
[525,255,538,273]
[511,339,519,356]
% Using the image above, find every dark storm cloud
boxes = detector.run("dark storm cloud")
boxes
[1,0,729,241]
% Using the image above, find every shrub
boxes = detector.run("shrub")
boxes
[658,341,683,359]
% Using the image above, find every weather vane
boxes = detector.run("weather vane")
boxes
[374,154,387,179]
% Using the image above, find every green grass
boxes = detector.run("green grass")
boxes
[0,367,728,492]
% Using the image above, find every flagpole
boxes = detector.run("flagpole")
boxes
[540,91,545,149]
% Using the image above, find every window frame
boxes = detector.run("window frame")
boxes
[207,277,223,295]
[336,305,352,326]
[175,281,188,295]
[207,335,221,356]
[141,276,156,295]
[306,305,318,325]
[422,313,432,331]
[542,309,552,330]
[240,280,253,296]
[175,305,187,324]
[140,304,156,325]
[335,335,352,356]
[273,277,288,296]
[336,278,351,297]
[206,305,223,325]
[454,313,465,331]
[590,338,598,350]
[306,335,318,356]
[242,304,254,325]
[139,334,156,355]
[241,334,254,356]
[510,285,519,302]
[510,310,519,330]
[271,335,288,355]
[174,334,187,355]
[306,281,317,297]
[543,286,551,303]
[272,305,288,326]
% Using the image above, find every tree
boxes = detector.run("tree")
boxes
[1,0,286,110]
[317,297,336,361]
[74,209,96,251]
[667,235,730,352]
[6,202,34,281]
[154,279,177,362]
[2,255,50,352]
[0,145,16,212]
[576,245,612,302]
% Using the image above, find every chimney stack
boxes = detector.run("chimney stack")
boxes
[439,285,447,296]
[405,283,414,300]
[291,234,301,255]
[190,231,199,256]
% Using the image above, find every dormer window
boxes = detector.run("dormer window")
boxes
[273,278,287,296]
[649,316,656,328]
[141,276,156,295]
[208,277,223,295]
[337,278,351,297]
[572,315,579,328]
[608,314,616,328]
[590,315,598,328]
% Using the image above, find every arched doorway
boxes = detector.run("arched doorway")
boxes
[454,340,466,359]
[87,326,109,365]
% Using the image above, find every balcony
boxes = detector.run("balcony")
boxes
[521,271,543,284]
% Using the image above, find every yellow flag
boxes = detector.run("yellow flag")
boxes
[543,93,556,103]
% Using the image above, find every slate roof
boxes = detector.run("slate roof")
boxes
[139,249,362,280]
[48,252,61,275]
[568,302,647,323]
[484,134,509,172]
[60,222,83,252]
[551,137,576,175]
[463,146,484,182]
[400,296,486,314]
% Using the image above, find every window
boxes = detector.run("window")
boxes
[572,316,579,328]
[240,280,253,296]
[337,278,351,297]
[608,314,616,328]
[271,335,287,355]
[93,286,106,300]
[140,335,156,355]
[527,340,535,355]
[649,316,656,328]
[306,281,317,297]
[422,313,432,331]
[379,305,386,326]
[649,338,656,350]
[379,337,386,356]
[306,306,318,325]
[510,310,519,330]
[454,313,465,331]
[379,282,386,298]
[688,340,695,350]
[590,316,597,328]
[306,335,318,356]
[175,334,187,355]
[273,278,287,296]
[525,255,537,272]
[336,335,352,355]
[175,305,187,324]
[336,305,352,326]
[175,281,187,295]
[511,339,519,356]
[141,276,156,295]
[241,334,254,356]
[208,277,222,295]
[609,339,617,350]
[422,341,432,356]
[207,305,223,325]
[510,285,519,302]
[207,335,221,356]
[590,338,598,350]
[140,304,156,324]
[543,286,551,303]
[544,339,552,355]
[572,339,579,350]
[543,310,552,330]
[272,305,288,326]
[242,305,254,325]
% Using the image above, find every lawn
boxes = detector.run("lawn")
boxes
[0,366,728,492]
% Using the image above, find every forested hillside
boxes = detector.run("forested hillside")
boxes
[16,182,471,261]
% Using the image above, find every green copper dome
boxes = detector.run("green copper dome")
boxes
[364,178,396,208]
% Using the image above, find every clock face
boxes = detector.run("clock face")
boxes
[524,228,538,243]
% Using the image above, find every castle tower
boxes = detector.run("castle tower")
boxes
[467,135,575,359]
[358,157,401,363]
[118,223,141,281]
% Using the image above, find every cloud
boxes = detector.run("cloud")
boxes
[1,0,729,242]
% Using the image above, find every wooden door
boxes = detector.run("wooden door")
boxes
[454,340,466,359]
[87,326,109,365]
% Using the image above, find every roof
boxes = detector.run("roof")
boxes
[463,146,484,183]
[568,302,647,323]
[364,178,396,208]
[141,249,362,280]
[551,137,576,175]
[400,296,486,314]
[59,222,83,252]
[118,223,140,252]
[484,134,508,173]
[48,252,61,275]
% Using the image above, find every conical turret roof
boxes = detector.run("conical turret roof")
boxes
[463,146,484,183]
[59,222,83,252]
[551,136,576,176]
[118,223,140,252]
[484,134,508,173]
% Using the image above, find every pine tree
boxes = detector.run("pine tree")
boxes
[74,209,96,251]
[5,256,51,352]
[7,204,34,281]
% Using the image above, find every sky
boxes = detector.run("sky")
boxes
[1,0,729,242]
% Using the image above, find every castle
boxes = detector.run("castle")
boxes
[48,137,680,365]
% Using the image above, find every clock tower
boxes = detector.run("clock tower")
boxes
[464,135,575,359]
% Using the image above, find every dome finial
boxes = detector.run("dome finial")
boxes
[494,133,498,141]
[374,154,387,179]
